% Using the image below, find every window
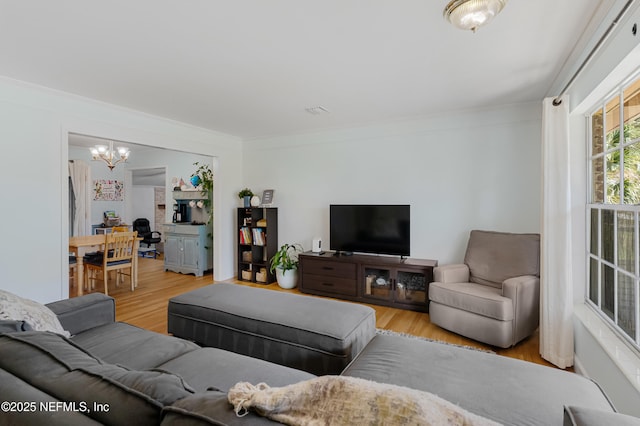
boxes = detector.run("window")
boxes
[587,74,640,349]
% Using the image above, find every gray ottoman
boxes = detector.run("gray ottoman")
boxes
[167,283,377,375]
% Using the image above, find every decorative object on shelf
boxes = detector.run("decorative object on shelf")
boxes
[443,0,508,32]
[189,200,196,208]
[238,188,254,208]
[250,195,261,207]
[171,177,180,190]
[89,140,130,171]
[270,243,303,289]
[190,175,201,188]
[196,200,204,209]
[262,189,275,206]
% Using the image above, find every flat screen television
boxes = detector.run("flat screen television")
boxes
[330,204,410,257]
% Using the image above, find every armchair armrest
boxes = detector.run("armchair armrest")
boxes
[502,275,540,342]
[433,264,469,283]
[46,293,115,336]
[502,275,539,300]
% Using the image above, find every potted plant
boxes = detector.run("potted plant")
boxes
[270,243,303,289]
[238,188,254,208]
[190,162,214,231]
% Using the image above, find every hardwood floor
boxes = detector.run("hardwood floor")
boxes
[73,256,562,370]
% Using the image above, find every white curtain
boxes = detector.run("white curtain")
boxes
[540,95,574,368]
[69,160,92,236]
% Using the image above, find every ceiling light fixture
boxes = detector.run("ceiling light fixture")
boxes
[443,0,508,32]
[89,140,130,171]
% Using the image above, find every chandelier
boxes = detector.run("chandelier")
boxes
[443,0,508,32]
[89,141,130,171]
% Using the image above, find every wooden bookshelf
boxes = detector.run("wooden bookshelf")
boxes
[237,207,278,284]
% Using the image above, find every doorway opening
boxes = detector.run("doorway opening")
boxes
[67,133,215,297]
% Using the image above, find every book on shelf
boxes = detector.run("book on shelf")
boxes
[252,228,265,246]
[239,227,252,245]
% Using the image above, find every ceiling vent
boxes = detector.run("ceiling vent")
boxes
[305,106,330,115]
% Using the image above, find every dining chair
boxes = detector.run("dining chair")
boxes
[112,226,130,232]
[69,254,78,295]
[85,231,138,296]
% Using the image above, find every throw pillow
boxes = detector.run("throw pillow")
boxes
[0,289,70,337]
[228,375,501,425]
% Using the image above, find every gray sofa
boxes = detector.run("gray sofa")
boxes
[0,292,634,425]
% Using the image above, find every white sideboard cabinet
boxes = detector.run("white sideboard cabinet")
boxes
[163,223,212,276]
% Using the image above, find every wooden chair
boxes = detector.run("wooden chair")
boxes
[85,231,138,296]
[69,254,78,295]
[112,226,130,232]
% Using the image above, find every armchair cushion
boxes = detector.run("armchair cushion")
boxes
[464,230,540,288]
[429,282,513,321]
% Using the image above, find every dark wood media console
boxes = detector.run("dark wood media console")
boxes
[298,252,437,312]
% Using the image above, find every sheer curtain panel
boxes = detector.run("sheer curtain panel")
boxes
[540,96,574,368]
[69,160,92,236]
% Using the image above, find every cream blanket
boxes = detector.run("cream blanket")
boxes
[228,375,501,426]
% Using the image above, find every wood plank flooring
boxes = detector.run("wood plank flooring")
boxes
[72,256,562,370]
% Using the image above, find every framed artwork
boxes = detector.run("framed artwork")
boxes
[93,180,124,201]
[262,189,274,206]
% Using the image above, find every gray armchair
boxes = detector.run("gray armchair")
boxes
[429,230,540,348]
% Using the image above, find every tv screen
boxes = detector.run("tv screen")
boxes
[330,205,410,257]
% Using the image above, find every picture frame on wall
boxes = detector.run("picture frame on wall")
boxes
[261,189,274,206]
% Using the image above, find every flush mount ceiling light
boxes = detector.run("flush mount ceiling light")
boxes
[444,0,508,32]
[89,140,130,171]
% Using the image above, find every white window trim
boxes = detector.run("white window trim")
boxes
[575,303,640,392]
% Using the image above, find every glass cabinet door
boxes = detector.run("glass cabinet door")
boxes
[395,269,428,305]
[363,267,392,301]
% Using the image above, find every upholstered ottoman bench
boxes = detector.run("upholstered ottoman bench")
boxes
[167,283,377,375]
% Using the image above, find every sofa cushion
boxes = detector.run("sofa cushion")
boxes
[0,331,194,426]
[564,406,640,426]
[0,289,70,337]
[464,230,540,288]
[71,321,199,370]
[46,293,115,336]
[157,347,315,392]
[428,281,513,321]
[162,391,277,425]
[0,368,103,425]
[343,334,615,425]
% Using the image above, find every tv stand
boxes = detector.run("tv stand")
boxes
[299,251,437,312]
[333,251,353,257]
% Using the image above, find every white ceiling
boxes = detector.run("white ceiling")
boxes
[0,1,616,139]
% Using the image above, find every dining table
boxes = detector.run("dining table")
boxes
[69,234,141,296]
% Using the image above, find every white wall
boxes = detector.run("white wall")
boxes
[0,77,242,303]
[243,103,542,263]
[131,186,156,231]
